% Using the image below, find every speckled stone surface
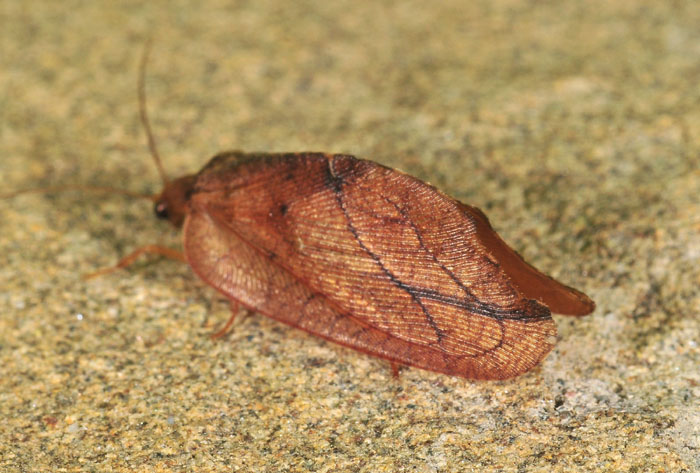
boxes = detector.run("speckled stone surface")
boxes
[1,1,699,472]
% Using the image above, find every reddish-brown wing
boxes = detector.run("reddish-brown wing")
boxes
[184,152,590,379]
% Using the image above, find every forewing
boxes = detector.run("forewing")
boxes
[184,206,533,379]
[189,153,586,378]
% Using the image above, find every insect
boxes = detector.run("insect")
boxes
[9,46,595,380]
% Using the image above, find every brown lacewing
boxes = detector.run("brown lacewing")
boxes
[5,45,594,380]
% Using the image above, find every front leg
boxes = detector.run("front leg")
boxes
[83,245,186,279]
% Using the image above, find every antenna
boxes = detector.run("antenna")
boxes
[0,185,156,201]
[2,41,166,203]
[138,38,169,186]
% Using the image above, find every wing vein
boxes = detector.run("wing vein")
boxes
[328,159,447,344]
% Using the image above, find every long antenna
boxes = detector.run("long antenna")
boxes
[0,185,156,201]
[138,38,169,186]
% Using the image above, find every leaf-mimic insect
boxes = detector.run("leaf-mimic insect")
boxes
[9,46,595,380]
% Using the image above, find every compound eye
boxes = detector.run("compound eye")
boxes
[154,201,169,219]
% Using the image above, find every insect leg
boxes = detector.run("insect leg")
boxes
[390,362,403,379]
[210,300,242,339]
[83,245,186,279]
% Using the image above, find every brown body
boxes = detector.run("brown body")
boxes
[155,151,594,380]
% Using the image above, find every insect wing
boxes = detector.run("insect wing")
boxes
[184,208,411,362]
[189,153,575,379]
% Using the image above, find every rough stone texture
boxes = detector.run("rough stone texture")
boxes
[1,1,698,472]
